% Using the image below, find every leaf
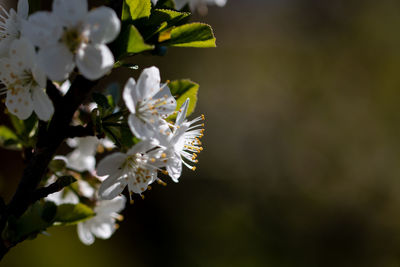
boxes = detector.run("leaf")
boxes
[3,201,56,243]
[160,23,216,48]
[54,203,95,225]
[0,125,21,150]
[92,92,110,110]
[116,25,154,58]
[168,79,199,119]
[147,9,190,35]
[154,0,176,9]
[122,0,151,21]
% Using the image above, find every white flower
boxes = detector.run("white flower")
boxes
[21,0,120,81]
[0,38,54,120]
[0,0,28,56]
[66,136,115,172]
[157,98,204,182]
[123,66,176,140]
[77,195,125,245]
[151,0,226,11]
[97,140,163,201]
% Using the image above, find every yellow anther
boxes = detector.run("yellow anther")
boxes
[130,199,134,205]
[141,195,145,200]
[150,158,156,163]
[192,166,197,171]
[161,153,166,158]
[157,179,167,186]
[148,185,152,190]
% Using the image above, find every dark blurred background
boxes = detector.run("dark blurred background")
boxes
[4,0,400,266]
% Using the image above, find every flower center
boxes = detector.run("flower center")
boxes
[61,27,88,53]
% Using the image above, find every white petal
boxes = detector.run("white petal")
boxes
[84,7,120,44]
[9,38,35,69]
[77,222,95,245]
[152,84,177,115]
[175,98,189,126]
[97,196,126,214]
[32,64,47,89]
[6,88,33,120]
[21,12,61,48]
[126,139,158,155]
[17,0,29,19]
[99,177,127,200]
[0,38,13,57]
[91,221,114,239]
[136,66,161,100]
[166,153,182,182]
[67,150,95,172]
[76,44,114,80]
[37,44,75,81]
[52,0,88,27]
[127,114,155,140]
[78,180,95,198]
[32,87,54,121]
[122,78,137,114]
[96,152,126,176]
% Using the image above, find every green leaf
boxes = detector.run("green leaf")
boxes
[0,126,21,150]
[3,201,56,243]
[116,25,154,58]
[154,0,176,9]
[92,92,111,110]
[54,203,95,225]
[168,79,199,119]
[122,0,151,21]
[160,23,216,48]
[147,9,190,36]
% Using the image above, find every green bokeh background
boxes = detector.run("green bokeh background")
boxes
[3,0,400,266]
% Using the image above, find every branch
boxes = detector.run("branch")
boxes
[65,124,95,139]
[31,176,77,203]
[0,76,99,259]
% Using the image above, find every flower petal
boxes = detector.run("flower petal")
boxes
[97,152,126,176]
[136,66,161,101]
[52,0,88,27]
[166,152,182,182]
[91,221,114,239]
[17,0,29,19]
[6,88,33,120]
[122,78,138,114]
[97,196,126,214]
[77,222,95,245]
[175,98,189,126]
[21,12,61,48]
[99,176,127,200]
[127,114,155,140]
[37,44,75,81]
[9,38,35,70]
[32,87,54,121]
[76,44,114,80]
[152,84,177,115]
[84,7,120,44]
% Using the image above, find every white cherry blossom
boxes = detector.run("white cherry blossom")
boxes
[66,136,115,172]
[157,98,205,182]
[77,195,125,245]
[123,66,176,140]
[97,140,164,201]
[0,0,28,56]
[0,38,54,120]
[21,0,120,81]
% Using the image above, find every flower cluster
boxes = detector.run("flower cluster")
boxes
[0,0,218,248]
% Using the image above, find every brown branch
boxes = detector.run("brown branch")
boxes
[0,76,98,259]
